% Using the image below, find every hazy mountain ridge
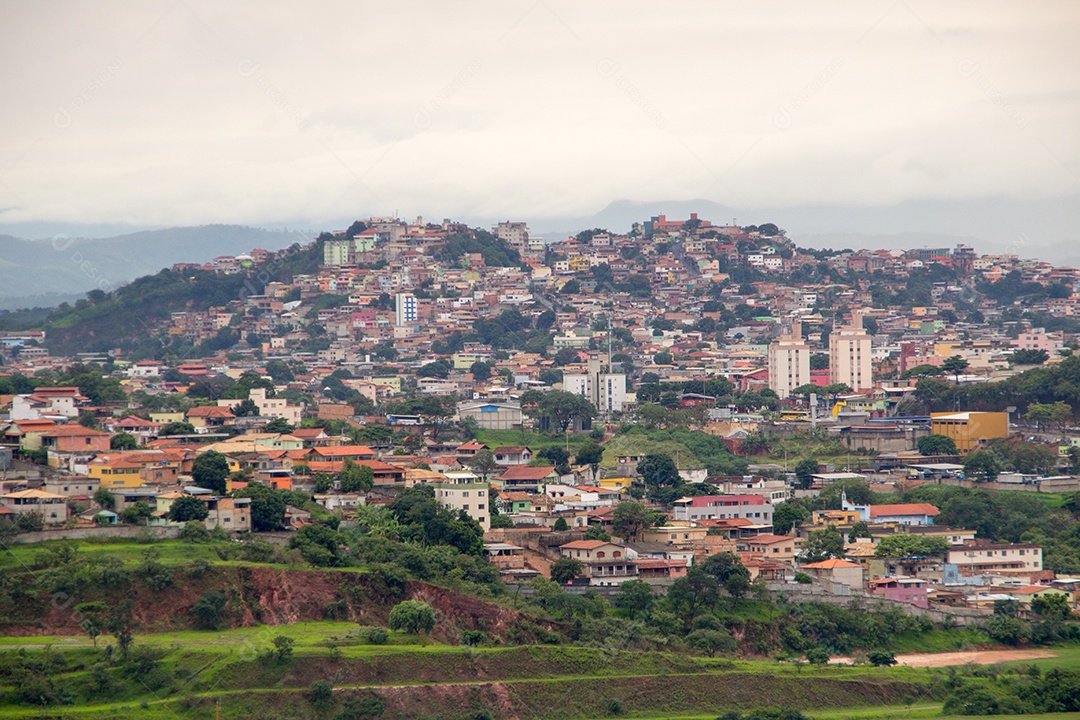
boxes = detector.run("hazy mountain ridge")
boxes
[0,225,312,310]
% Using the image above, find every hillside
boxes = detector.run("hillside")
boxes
[0,225,311,311]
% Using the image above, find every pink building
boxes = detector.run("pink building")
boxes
[1012,328,1060,354]
[869,576,928,608]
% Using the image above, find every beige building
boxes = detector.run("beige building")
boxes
[830,312,873,391]
[947,543,1042,573]
[768,323,812,399]
[433,470,490,530]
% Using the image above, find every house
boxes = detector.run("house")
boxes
[454,440,488,458]
[741,534,800,563]
[492,446,532,466]
[88,455,147,488]
[946,543,1043,574]
[433,470,490,530]
[185,405,235,430]
[483,542,527,570]
[636,557,689,584]
[868,576,929,608]
[799,558,864,588]
[494,465,558,493]
[842,493,939,526]
[671,494,773,525]
[641,522,709,547]
[44,476,100,498]
[1,488,69,524]
[559,540,639,586]
[308,445,376,462]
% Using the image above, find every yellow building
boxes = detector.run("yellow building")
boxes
[88,457,145,488]
[598,476,634,491]
[930,411,1008,453]
[642,523,708,546]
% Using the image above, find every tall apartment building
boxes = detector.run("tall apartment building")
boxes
[433,470,490,530]
[830,311,873,391]
[563,357,626,413]
[768,323,811,399]
[394,293,418,327]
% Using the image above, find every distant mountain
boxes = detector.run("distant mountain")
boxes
[0,225,314,310]
[525,195,1080,265]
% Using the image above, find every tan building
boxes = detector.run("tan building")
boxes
[432,470,490,530]
[947,543,1042,573]
[1,488,69,524]
[641,522,709,547]
[930,411,1008,453]
[830,312,873,391]
[800,558,864,588]
[768,323,812,399]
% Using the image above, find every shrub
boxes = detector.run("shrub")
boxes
[607,699,624,716]
[793,572,812,584]
[308,679,334,708]
[461,630,486,646]
[867,650,897,667]
[191,590,228,630]
[177,521,211,543]
[388,600,436,634]
[805,648,830,665]
[272,635,295,661]
[356,626,389,645]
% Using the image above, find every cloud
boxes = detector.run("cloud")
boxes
[0,0,1077,229]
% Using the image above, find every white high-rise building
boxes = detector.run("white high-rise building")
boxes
[563,358,626,413]
[394,293,418,327]
[768,323,811,399]
[830,311,873,391]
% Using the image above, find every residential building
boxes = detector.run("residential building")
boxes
[395,292,418,326]
[947,543,1043,573]
[830,311,873,391]
[559,540,639,587]
[768,323,811,399]
[671,494,773,524]
[432,470,490,530]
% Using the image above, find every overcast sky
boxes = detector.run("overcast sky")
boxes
[1,1,1078,233]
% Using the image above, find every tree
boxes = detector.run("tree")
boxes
[637,454,680,487]
[942,355,969,383]
[233,483,287,531]
[553,517,569,531]
[160,421,196,436]
[794,459,818,489]
[77,410,100,429]
[308,679,334,710]
[110,432,139,450]
[167,496,209,522]
[339,459,374,493]
[653,350,673,365]
[264,417,294,434]
[469,361,492,382]
[805,647,830,665]
[867,650,897,667]
[575,441,604,478]
[289,523,344,566]
[388,600,436,634]
[964,449,1002,482]
[93,488,115,510]
[612,501,658,541]
[191,590,228,630]
[614,579,654,620]
[772,503,807,534]
[108,599,135,658]
[192,451,229,494]
[918,434,958,455]
[233,398,260,417]
[265,359,295,383]
[118,501,153,525]
[1011,348,1050,366]
[847,521,870,542]
[75,601,107,648]
[468,449,499,480]
[687,628,737,657]
[550,557,584,584]
[1031,593,1070,621]
[272,635,295,661]
[874,534,949,558]
[532,390,597,432]
[801,525,844,562]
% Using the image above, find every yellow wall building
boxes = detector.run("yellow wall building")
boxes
[930,411,1008,452]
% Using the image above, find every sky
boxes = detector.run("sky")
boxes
[1,1,1078,236]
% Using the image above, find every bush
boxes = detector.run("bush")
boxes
[805,648,830,665]
[308,679,334,708]
[272,635,294,661]
[191,590,228,630]
[177,521,211,543]
[388,600,436,634]
[867,650,897,667]
[606,699,624,716]
[355,626,388,645]
[461,630,486,646]
[793,572,811,584]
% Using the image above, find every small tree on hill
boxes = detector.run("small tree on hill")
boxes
[794,459,818,488]
[637,453,680,487]
[917,434,957,455]
[338,459,374,493]
[388,600,436,634]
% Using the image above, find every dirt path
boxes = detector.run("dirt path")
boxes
[893,649,1056,667]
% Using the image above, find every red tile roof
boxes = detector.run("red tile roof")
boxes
[499,466,556,481]
[869,503,940,518]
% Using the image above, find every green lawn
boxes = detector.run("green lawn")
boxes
[0,538,231,570]
[475,428,596,454]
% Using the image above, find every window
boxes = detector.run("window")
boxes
[478,504,485,510]
[596,551,606,558]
